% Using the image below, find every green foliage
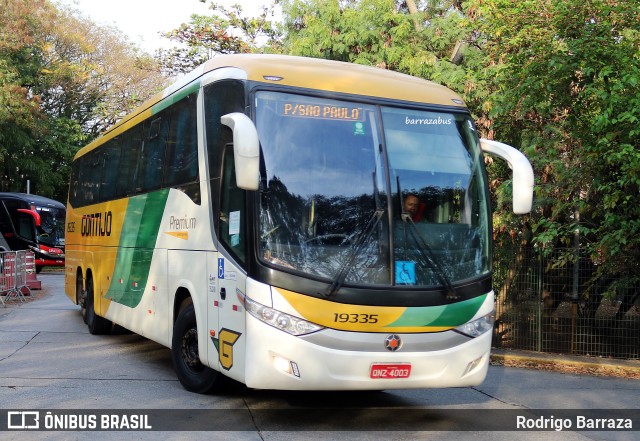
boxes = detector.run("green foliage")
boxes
[0,0,167,201]
[0,0,50,194]
[155,2,282,76]
[280,0,465,75]
[466,0,640,281]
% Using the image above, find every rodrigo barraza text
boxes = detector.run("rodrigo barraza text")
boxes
[516,415,633,431]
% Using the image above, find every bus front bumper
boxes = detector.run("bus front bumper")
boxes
[243,315,492,391]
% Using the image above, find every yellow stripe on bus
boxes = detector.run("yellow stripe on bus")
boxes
[66,198,130,306]
[275,288,453,333]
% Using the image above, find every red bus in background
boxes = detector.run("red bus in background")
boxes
[0,192,65,272]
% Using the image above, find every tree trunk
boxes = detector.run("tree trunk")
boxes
[405,0,422,31]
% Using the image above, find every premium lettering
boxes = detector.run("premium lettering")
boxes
[169,215,196,230]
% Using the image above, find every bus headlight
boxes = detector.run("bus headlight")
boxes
[454,311,495,338]
[244,296,324,336]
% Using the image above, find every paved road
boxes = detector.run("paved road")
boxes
[0,273,638,441]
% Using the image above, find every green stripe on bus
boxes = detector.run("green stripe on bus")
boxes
[387,294,487,328]
[151,82,200,115]
[107,190,170,308]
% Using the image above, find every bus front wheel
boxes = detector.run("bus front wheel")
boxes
[172,300,220,393]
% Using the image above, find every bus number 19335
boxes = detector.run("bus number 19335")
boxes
[333,313,379,324]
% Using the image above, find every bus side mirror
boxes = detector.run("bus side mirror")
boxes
[17,209,41,226]
[480,139,534,214]
[221,112,260,191]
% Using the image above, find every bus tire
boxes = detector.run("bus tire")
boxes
[172,301,219,393]
[86,275,112,335]
[77,272,87,324]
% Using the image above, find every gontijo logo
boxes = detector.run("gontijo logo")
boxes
[81,211,112,237]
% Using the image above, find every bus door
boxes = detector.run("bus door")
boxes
[209,145,248,381]
[211,255,246,380]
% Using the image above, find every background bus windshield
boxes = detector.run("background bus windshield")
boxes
[256,91,489,288]
[36,206,66,247]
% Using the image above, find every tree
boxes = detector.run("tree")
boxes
[156,0,640,281]
[278,0,490,114]
[466,0,640,279]
[464,0,640,329]
[156,2,282,76]
[0,0,53,194]
[45,7,169,137]
[0,0,168,200]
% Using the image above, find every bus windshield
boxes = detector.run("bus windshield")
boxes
[256,91,489,288]
[36,206,66,247]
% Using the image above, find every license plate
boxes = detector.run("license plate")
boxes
[370,363,411,379]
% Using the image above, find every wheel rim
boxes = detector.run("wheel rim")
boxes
[181,328,202,372]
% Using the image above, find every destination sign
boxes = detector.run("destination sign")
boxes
[280,102,364,121]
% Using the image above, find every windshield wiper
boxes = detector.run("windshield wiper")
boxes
[324,208,385,297]
[401,214,459,300]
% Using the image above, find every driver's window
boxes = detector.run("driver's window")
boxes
[17,213,36,242]
[219,146,246,263]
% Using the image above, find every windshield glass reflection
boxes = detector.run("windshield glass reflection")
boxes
[36,207,66,247]
[256,92,389,285]
[255,91,489,288]
[384,108,490,286]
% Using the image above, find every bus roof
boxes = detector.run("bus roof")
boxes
[76,54,467,158]
[0,192,65,209]
[200,54,466,106]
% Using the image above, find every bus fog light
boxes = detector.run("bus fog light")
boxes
[463,355,484,376]
[272,355,300,377]
[273,355,291,373]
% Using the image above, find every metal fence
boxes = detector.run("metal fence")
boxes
[0,250,31,307]
[492,245,640,360]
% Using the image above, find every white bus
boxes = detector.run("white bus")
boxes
[65,54,533,393]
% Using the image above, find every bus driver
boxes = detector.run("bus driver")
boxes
[403,194,426,222]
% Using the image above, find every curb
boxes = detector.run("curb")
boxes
[490,349,640,379]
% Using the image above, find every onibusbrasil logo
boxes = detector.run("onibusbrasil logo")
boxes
[6,411,152,430]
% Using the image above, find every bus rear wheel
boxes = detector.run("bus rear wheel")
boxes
[172,300,220,393]
[86,275,112,335]
[76,272,87,324]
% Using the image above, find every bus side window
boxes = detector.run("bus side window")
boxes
[117,123,143,197]
[219,145,246,263]
[100,138,121,202]
[203,79,245,240]
[69,159,81,206]
[75,151,101,206]
[138,113,169,193]
[164,92,199,201]
[0,202,14,238]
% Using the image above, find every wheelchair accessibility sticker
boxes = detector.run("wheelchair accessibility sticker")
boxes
[395,260,416,285]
